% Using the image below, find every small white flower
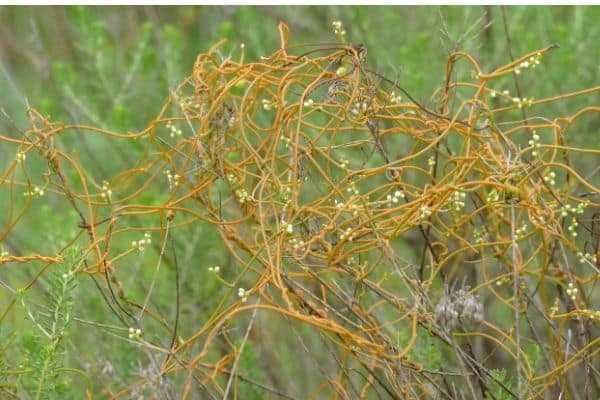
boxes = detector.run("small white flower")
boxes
[237,287,248,302]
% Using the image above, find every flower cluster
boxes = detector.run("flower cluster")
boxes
[227,174,253,204]
[234,188,251,204]
[490,89,510,97]
[419,205,432,219]
[449,190,466,212]
[261,98,277,111]
[388,91,402,104]
[340,227,354,242]
[131,233,151,252]
[386,190,405,205]
[555,203,584,237]
[340,157,350,169]
[565,282,578,302]
[237,287,248,303]
[280,220,294,234]
[473,227,486,244]
[289,237,305,251]
[174,93,201,111]
[528,131,541,157]
[577,251,597,264]
[100,180,112,201]
[334,200,361,216]
[575,201,589,214]
[128,327,142,339]
[16,152,26,163]
[515,223,528,240]
[514,52,542,75]
[279,135,291,148]
[350,100,368,116]
[166,120,182,138]
[489,89,510,98]
[332,20,346,39]
[543,171,556,186]
[227,173,254,204]
[434,286,484,331]
[567,218,579,237]
[227,173,238,185]
[549,298,560,317]
[208,265,220,273]
[24,186,45,198]
[280,185,292,204]
[427,156,436,169]
[560,201,588,217]
[164,169,180,189]
[512,96,535,109]
[345,182,360,196]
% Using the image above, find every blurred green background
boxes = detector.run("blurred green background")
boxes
[1,6,599,399]
[1,6,599,130]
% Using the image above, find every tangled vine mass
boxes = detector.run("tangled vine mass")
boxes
[2,22,599,399]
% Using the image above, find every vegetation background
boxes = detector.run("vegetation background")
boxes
[0,5,598,399]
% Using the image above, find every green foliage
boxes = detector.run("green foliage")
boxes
[400,328,442,371]
[16,247,81,399]
[0,329,18,398]
[44,7,162,130]
[412,334,442,371]
[523,342,543,375]
[485,369,516,400]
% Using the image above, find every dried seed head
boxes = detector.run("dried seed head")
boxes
[208,103,235,136]
[434,286,484,331]
[327,79,350,103]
